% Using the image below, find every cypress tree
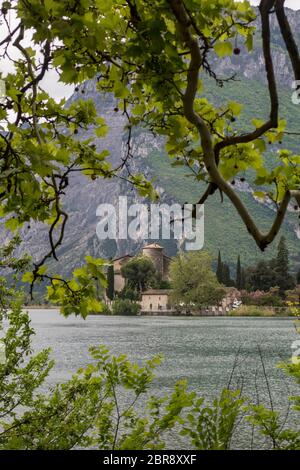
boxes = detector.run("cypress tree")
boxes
[297,267,300,285]
[241,268,246,290]
[106,264,115,300]
[275,236,295,295]
[236,255,242,289]
[221,262,236,287]
[276,236,289,276]
[222,263,230,286]
[216,250,223,283]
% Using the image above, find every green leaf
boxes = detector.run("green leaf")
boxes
[214,42,233,57]
[245,32,253,51]
[37,265,48,275]
[22,271,34,283]
[253,191,266,199]
[228,101,243,116]
[5,218,20,232]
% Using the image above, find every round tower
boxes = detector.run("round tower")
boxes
[142,243,164,277]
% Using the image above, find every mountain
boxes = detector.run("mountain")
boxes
[2,7,300,278]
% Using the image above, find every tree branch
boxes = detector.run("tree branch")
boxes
[168,0,300,251]
[214,0,278,159]
[275,0,300,81]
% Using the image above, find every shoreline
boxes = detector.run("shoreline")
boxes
[24,305,58,309]
[24,307,295,319]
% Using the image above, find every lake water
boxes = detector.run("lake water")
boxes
[28,310,299,449]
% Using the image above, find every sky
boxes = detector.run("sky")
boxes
[0,0,299,103]
[251,0,299,7]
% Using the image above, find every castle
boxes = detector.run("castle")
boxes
[111,243,241,315]
[112,243,171,292]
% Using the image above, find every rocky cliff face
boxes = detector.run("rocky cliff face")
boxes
[2,87,178,276]
[3,7,299,276]
[212,7,300,87]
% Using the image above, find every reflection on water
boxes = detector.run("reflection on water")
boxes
[29,310,298,449]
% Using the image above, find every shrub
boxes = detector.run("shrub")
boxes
[1,293,300,450]
[101,303,112,315]
[118,286,140,301]
[170,251,225,309]
[230,305,275,316]
[112,299,141,316]
[241,289,283,307]
[158,279,172,289]
[121,256,156,293]
[0,304,190,450]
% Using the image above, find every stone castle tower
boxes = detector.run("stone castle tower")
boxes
[142,243,164,277]
[112,243,171,292]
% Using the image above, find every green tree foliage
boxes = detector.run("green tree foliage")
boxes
[112,299,141,316]
[247,325,300,450]
[241,268,246,290]
[0,0,299,313]
[0,0,300,451]
[246,237,295,295]
[99,303,112,315]
[285,285,300,305]
[222,262,235,287]
[180,390,244,450]
[2,301,299,449]
[121,256,156,293]
[0,305,189,450]
[43,256,109,317]
[274,236,295,295]
[246,260,277,292]
[215,251,235,287]
[216,250,223,283]
[236,255,242,290]
[0,1,298,289]
[118,285,140,301]
[0,245,189,449]
[170,251,225,309]
[297,267,300,285]
[157,279,171,290]
[222,263,230,286]
[241,287,283,307]
[0,1,157,315]
[276,236,289,274]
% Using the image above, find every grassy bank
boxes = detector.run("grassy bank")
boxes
[229,305,292,317]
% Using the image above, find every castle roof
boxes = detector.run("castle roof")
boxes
[112,254,133,262]
[143,243,163,250]
[142,289,172,295]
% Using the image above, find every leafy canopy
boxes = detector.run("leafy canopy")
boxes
[121,256,157,293]
[170,251,225,308]
[5,0,297,252]
[1,0,300,313]
[0,216,300,450]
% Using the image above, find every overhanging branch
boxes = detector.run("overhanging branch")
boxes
[168,0,300,251]
[275,0,300,81]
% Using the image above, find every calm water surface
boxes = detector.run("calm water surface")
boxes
[28,310,299,448]
[28,311,298,401]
